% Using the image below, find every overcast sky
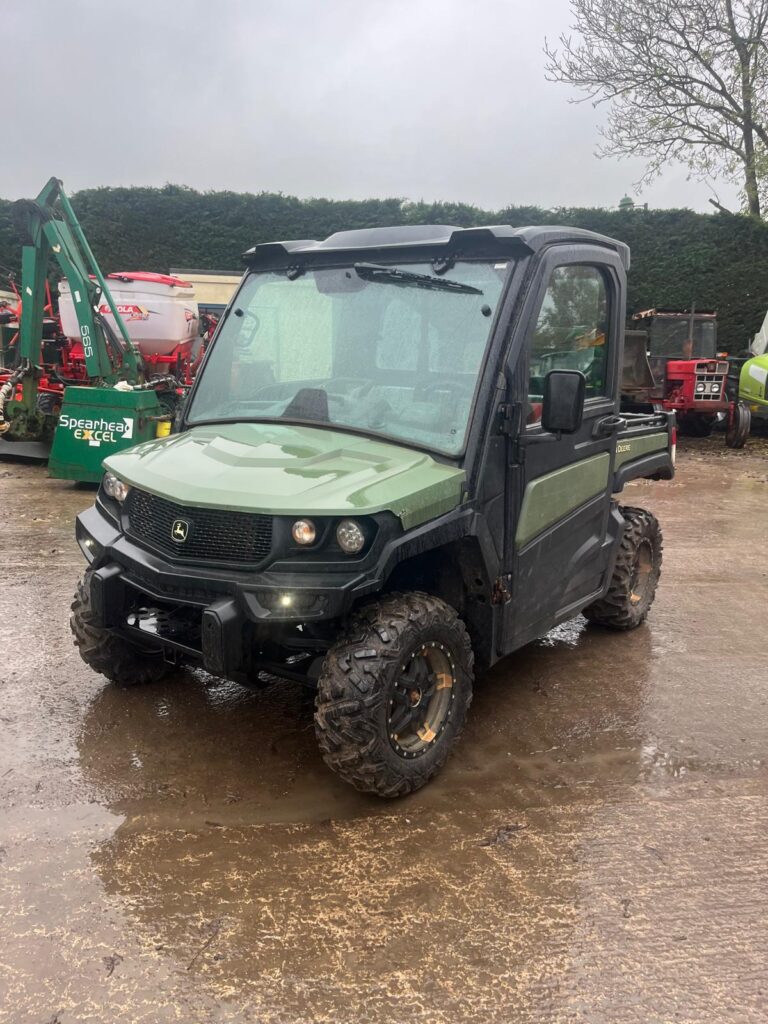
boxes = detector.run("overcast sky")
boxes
[4,0,740,213]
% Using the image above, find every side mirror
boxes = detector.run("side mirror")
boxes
[541,369,586,434]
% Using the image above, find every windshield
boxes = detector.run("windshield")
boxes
[186,260,508,455]
[649,318,717,358]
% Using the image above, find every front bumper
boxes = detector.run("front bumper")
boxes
[76,504,379,676]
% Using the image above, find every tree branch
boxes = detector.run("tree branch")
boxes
[544,0,768,216]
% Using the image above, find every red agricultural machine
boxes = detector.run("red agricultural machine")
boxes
[58,270,207,386]
[621,307,750,449]
[0,178,220,472]
[1,269,215,457]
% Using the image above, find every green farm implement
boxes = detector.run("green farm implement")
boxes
[0,178,179,481]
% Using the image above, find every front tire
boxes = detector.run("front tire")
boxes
[314,592,474,797]
[725,401,751,449]
[583,506,662,630]
[70,573,171,686]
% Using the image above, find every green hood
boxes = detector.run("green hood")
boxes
[104,423,465,530]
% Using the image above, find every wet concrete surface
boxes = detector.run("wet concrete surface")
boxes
[1,435,767,1022]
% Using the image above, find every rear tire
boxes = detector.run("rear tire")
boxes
[70,573,171,686]
[37,391,61,417]
[583,506,662,630]
[314,592,474,797]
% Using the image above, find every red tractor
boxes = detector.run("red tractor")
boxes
[621,308,750,448]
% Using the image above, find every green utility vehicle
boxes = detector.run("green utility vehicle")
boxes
[72,225,675,797]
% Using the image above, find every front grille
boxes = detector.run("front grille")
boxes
[694,373,726,400]
[125,488,273,566]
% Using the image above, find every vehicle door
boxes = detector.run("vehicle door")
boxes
[503,247,624,650]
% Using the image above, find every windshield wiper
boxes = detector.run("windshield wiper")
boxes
[354,262,483,295]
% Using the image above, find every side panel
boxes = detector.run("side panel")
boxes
[515,453,610,548]
[614,432,667,466]
[510,467,615,645]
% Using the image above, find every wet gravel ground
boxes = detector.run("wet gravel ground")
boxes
[1,435,767,1023]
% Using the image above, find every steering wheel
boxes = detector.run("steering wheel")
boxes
[325,391,351,411]
[419,377,470,400]
[318,378,373,411]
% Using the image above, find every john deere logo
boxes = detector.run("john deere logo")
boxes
[171,519,189,543]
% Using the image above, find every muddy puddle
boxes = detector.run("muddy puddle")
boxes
[1,439,767,1023]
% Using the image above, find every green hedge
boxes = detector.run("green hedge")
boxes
[1,185,766,351]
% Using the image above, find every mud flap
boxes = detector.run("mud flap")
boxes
[201,599,242,677]
[89,563,126,628]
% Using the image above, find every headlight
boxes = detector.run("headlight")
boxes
[291,519,316,545]
[336,518,365,555]
[103,471,130,503]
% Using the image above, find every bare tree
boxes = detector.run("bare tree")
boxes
[545,0,768,217]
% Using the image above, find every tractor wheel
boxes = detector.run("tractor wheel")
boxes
[314,592,474,797]
[36,391,61,417]
[583,506,662,631]
[678,412,713,437]
[71,573,171,686]
[725,401,751,449]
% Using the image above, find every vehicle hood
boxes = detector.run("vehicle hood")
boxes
[104,423,466,530]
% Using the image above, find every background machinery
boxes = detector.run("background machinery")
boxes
[0,178,200,481]
[621,307,750,448]
[731,309,768,424]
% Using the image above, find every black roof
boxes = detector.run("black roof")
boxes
[243,224,630,271]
